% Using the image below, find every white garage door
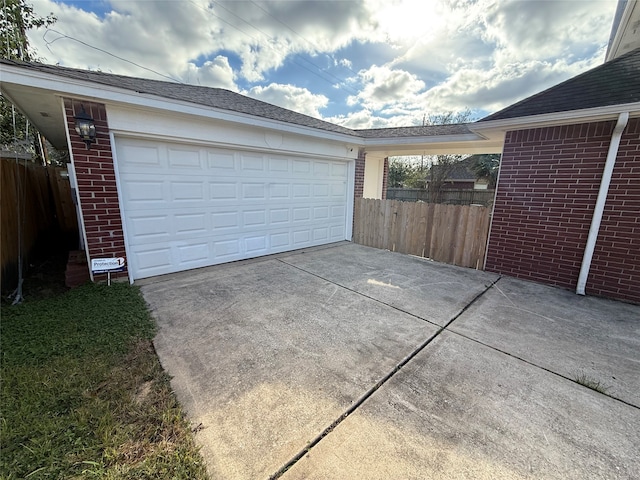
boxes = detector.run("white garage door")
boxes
[114,137,350,279]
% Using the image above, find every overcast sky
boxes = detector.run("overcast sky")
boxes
[27,0,617,128]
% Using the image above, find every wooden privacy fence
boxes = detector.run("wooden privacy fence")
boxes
[354,198,491,269]
[386,188,495,206]
[1,158,77,288]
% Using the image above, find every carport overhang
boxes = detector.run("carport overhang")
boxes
[363,131,504,157]
[359,128,505,199]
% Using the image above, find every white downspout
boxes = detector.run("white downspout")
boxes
[576,111,629,295]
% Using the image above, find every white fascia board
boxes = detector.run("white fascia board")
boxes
[363,133,484,148]
[606,0,637,61]
[471,102,640,133]
[1,65,363,147]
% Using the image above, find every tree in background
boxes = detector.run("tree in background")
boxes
[388,158,424,188]
[424,110,475,202]
[471,154,501,188]
[0,0,56,154]
[0,0,55,60]
[388,110,476,196]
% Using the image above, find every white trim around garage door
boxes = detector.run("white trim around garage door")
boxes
[112,135,354,280]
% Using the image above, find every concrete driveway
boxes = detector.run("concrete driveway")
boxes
[139,242,640,479]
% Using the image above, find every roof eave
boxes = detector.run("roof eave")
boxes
[1,64,364,147]
[606,0,640,61]
[472,102,640,133]
[363,133,483,147]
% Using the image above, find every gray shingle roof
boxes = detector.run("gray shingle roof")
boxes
[356,124,473,138]
[1,59,472,140]
[479,47,640,122]
[0,59,359,137]
[429,156,477,181]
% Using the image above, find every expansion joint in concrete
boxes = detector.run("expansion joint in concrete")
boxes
[269,263,501,479]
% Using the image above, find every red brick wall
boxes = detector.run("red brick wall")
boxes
[589,118,640,302]
[485,118,640,303]
[355,148,365,199]
[64,98,127,281]
[381,157,389,200]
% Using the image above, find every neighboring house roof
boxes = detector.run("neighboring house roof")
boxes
[479,47,640,122]
[428,157,477,182]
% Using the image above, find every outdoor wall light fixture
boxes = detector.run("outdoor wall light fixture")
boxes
[74,105,96,149]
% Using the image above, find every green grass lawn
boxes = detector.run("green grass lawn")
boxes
[1,282,208,479]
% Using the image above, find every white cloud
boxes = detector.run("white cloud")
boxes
[246,83,328,118]
[348,65,426,110]
[326,109,378,129]
[29,0,380,83]
[480,0,615,64]
[327,109,420,130]
[182,57,238,91]
[30,0,216,79]
[25,0,618,127]
[420,50,607,114]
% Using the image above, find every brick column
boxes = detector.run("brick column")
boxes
[351,148,366,239]
[354,148,365,199]
[64,98,127,282]
[381,156,389,200]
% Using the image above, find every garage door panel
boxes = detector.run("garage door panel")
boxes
[331,205,346,218]
[292,207,311,222]
[314,206,329,219]
[270,208,289,224]
[313,227,329,242]
[125,204,346,246]
[134,246,173,275]
[331,225,346,237]
[167,147,202,169]
[175,213,208,235]
[245,235,267,254]
[331,163,348,177]
[293,230,311,245]
[116,137,349,279]
[243,209,267,227]
[171,181,205,201]
[213,238,241,259]
[314,184,330,197]
[212,211,240,230]
[176,242,209,264]
[122,180,165,204]
[268,157,289,172]
[128,215,171,241]
[292,159,311,173]
[241,154,265,171]
[242,183,266,200]
[119,143,164,167]
[210,182,238,200]
[331,183,347,197]
[208,150,237,171]
[269,183,290,199]
[270,231,290,248]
